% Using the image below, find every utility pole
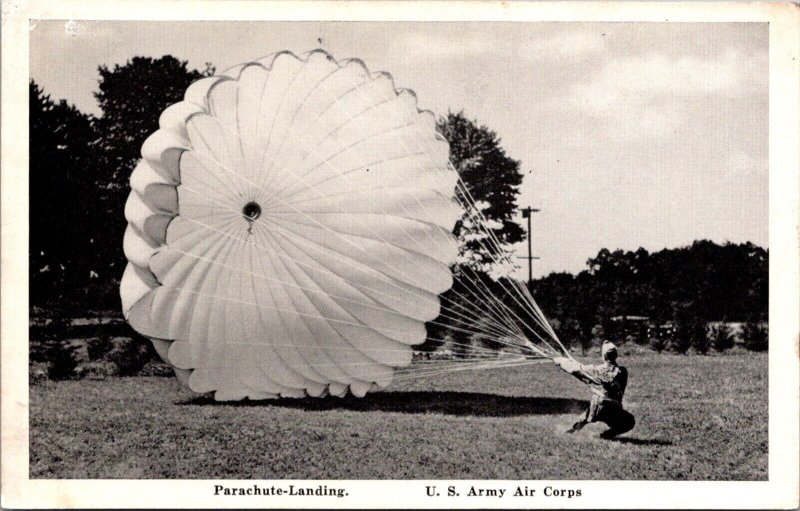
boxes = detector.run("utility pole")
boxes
[518,206,540,286]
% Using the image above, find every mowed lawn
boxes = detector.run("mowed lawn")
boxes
[29,352,767,480]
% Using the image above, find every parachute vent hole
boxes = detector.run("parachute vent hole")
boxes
[243,202,262,221]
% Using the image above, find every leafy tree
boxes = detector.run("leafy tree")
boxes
[94,56,213,187]
[577,317,595,356]
[710,323,735,352]
[437,111,525,270]
[672,303,709,355]
[742,322,768,352]
[29,81,98,310]
[30,58,215,315]
[88,56,214,311]
[421,114,526,350]
[553,317,581,351]
[530,272,577,321]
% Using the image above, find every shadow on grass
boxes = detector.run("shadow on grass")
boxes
[607,437,673,446]
[179,391,588,417]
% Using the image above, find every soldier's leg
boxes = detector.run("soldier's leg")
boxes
[566,408,590,433]
[599,407,636,439]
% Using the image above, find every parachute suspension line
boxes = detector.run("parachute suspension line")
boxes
[452,199,561,356]
[304,76,552,360]
[328,79,556,357]
[187,355,550,383]
[458,263,559,352]
[260,223,529,347]
[513,279,573,359]
[334,78,563,357]
[168,337,543,363]
[389,357,550,383]
[453,182,567,358]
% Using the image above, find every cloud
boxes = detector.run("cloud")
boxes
[556,49,766,138]
[567,49,757,109]
[719,150,767,177]
[518,30,607,61]
[395,28,608,63]
[393,31,492,60]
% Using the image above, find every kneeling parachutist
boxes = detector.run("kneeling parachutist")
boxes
[553,340,635,439]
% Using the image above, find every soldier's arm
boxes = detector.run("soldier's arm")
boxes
[553,358,598,385]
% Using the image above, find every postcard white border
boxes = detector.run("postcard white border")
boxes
[2,1,798,509]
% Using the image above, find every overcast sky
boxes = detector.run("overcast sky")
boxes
[30,21,768,277]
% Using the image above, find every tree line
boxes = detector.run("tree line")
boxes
[529,241,768,353]
[533,241,767,324]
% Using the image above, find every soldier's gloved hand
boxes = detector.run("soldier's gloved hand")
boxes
[553,357,581,373]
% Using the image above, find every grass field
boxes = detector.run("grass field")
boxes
[29,352,767,480]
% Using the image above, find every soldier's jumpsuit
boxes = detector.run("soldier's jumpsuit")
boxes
[558,358,635,438]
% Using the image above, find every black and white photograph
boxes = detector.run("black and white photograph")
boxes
[2,1,799,509]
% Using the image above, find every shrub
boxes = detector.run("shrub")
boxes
[691,324,711,354]
[452,337,473,359]
[29,361,50,386]
[86,334,113,361]
[106,336,153,376]
[579,336,591,355]
[29,337,50,364]
[742,322,768,352]
[138,360,175,377]
[45,339,79,380]
[670,327,692,354]
[649,334,667,353]
[673,309,705,355]
[710,323,735,352]
[647,325,671,353]
[77,361,119,380]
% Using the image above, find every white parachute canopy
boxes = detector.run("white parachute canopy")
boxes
[121,50,568,401]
